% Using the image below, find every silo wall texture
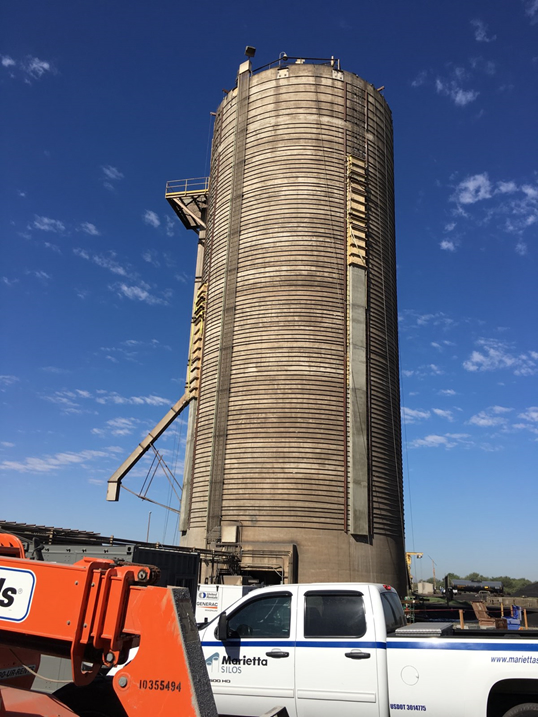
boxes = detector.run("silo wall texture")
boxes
[180,60,406,594]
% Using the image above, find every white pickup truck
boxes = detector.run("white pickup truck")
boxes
[198,582,538,717]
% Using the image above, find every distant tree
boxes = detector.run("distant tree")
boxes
[465,572,486,581]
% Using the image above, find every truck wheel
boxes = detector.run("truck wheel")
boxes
[503,705,538,717]
[54,675,127,717]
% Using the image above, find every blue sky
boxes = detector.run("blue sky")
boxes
[1,0,537,582]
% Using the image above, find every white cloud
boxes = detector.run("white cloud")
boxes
[42,389,91,413]
[453,173,492,204]
[40,366,70,374]
[463,338,537,376]
[44,242,62,254]
[436,78,479,107]
[74,248,128,277]
[165,216,176,237]
[440,240,456,251]
[2,55,55,81]
[113,283,168,306]
[471,19,496,42]
[80,222,100,236]
[142,250,160,267]
[0,375,19,388]
[101,165,124,190]
[525,0,538,23]
[402,407,431,423]
[438,389,457,396]
[496,181,518,195]
[33,215,65,233]
[410,433,472,449]
[432,408,454,421]
[27,270,51,282]
[95,392,171,406]
[1,442,15,448]
[411,70,428,88]
[468,410,508,427]
[518,407,538,423]
[449,174,538,244]
[92,417,140,437]
[0,448,119,474]
[2,276,19,286]
[23,56,53,79]
[143,210,161,228]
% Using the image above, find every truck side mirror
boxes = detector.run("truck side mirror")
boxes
[217,612,228,642]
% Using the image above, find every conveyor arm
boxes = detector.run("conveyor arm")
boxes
[106,391,192,501]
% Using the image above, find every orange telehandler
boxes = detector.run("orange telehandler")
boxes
[0,532,218,717]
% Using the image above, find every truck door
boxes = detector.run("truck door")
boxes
[295,588,380,717]
[200,590,297,717]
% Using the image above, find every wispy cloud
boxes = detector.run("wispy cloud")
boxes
[432,408,454,421]
[95,391,171,406]
[92,417,140,437]
[143,210,160,228]
[112,282,168,306]
[165,216,176,237]
[42,389,93,414]
[32,215,65,233]
[42,387,171,413]
[142,250,160,267]
[1,55,56,82]
[438,389,457,396]
[514,407,538,436]
[402,407,431,424]
[0,447,121,474]
[73,248,129,277]
[440,239,456,252]
[101,165,124,191]
[79,222,100,236]
[450,173,538,247]
[463,339,538,376]
[97,338,170,364]
[2,276,19,287]
[524,0,538,23]
[410,433,473,449]
[0,375,19,388]
[468,405,512,427]
[453,173,492,205]
[436,77,479,107]
[400,310,456,331]
[40,366,70,374]
[26,270,51,282]
[471,19,496,42]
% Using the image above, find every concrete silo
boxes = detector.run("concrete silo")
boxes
[170,55,406,593]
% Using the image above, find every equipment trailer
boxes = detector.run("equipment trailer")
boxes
[0,532,217,717]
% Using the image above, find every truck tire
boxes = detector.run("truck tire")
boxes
[503,705,538,717]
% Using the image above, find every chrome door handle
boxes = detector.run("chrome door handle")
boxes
[266,650,290,658]
[345,650,371,660]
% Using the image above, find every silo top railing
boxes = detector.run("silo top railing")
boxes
[165,177,209,197]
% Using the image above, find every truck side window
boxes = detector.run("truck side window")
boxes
[381,592,407,633]
[304,592,366,638]
[226,594,291,639]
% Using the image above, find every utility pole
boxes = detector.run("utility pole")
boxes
[429,555,437,593]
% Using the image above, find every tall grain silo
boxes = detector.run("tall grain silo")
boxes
[169,54,406,593]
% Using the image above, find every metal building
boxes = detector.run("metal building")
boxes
[108,54,406,594]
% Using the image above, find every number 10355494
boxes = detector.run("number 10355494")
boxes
[139,679,181,692]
